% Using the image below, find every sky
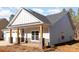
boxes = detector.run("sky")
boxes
[0,7,78,21]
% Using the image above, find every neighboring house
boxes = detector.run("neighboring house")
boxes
[3,8,74,48]
[0,18,8,40]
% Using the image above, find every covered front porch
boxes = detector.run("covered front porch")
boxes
[9,24,49,48]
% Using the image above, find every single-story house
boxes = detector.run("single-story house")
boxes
[0,18,8,40]
[3,8,75,48]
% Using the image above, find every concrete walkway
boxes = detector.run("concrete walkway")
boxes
[0,41,13,46]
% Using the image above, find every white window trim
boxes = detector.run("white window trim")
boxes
[31,30,39,42]
[31,40,40,42]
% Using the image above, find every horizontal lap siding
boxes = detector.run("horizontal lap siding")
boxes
[50,15,74,45]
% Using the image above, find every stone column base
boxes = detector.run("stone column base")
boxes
[25,38,28,43]
[17,37,20,44]
[41,38,45,49]
[10,37,13,43]
[21,37,24,42]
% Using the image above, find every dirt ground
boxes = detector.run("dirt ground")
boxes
[44,40,79,52]
[0,40,79,52]
[0,45,55,52]
[54,40,79,52]
[0,45,42,52]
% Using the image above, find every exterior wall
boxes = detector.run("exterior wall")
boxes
[50,15,74,45]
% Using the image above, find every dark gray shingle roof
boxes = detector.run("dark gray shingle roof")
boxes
[46,11,68,25]
[7,8,71,28]
[24,8,69,25]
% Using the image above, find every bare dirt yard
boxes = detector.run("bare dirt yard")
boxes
[54,40,79,52]
[0,40,79,52]
[0,45,42,52]
[43,40,79,52]
[0,45,55,52]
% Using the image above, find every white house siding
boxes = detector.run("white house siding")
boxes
[50,14,74,45]
[12,9,42,26]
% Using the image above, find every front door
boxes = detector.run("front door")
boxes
[32,31,39,40]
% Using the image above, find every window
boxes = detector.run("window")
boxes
[32,31,34,40]
[32,31,39,40]
[61,32,65,40]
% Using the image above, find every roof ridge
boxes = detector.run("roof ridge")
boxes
[46,11,69,26]
[23,8,45,17]
[46,11,68,16]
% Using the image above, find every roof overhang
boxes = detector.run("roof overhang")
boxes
[7,22,45,28]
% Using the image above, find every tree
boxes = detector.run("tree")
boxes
[69,8,75,17]
[77,8,79,16]
[62,8,66,12]
[75,8,79,23]
[9,14,14,20]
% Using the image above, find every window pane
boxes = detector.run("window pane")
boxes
[36,35,39,40]
[36,31,39,35]
[61,35,64,40]
[32,35,34,40]
[61,32,65,40]
[32,31,34,35]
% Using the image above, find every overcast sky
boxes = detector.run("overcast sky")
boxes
[0,7,78,21]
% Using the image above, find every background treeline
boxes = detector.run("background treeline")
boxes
[62,8,79,23]
[9,8,79,24]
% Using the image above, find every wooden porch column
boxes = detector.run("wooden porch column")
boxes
[17,28,20,44]
[21,29,24,42]
[10,29,13,43]
[40,25,44,49]
[10,29,12,38]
